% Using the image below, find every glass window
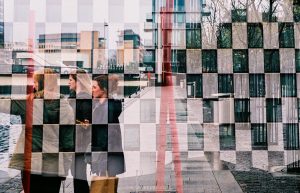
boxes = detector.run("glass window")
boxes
[283,124,299,150]
[266,98,282,122]
[174,0,185,12]
[202,50,217,73]
[171,50,186,73]
[251,124,268,150]
[293,1,300,22]
[188,124,204,150]
[281,74,297,97]
[262,0,278,22]
[264,49,280,73]
[279,23,295,48]
[217,23,232,48]
[59,125,75,152]
[32,125,43,152]
[249,74,265,97]
[296,49,300,72]
[231,9,247,22]
[219,124,235,150]
[203,100,214,123]
[233,50,248,73]
[248,23,263,48]
[218,74,234,94]
[186,23,201,49]
[234,99,250,122]
[174,13,185,23]
[0,86,11,95]
[186,74,202,98]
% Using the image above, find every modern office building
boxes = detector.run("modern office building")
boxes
[117,29,144,74]
[145,0,300,172]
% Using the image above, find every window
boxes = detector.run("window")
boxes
[203,100,214,123]
[174,13,185,23]
[296,49,300,72]
[262,0,278,22]
[293,0,300,22]
[174,0,185,12]
[231,9,247,22]
[202,50,217,73]
[234,99,250,122]
[264,50,280,73]
[248,23,263,48]
[279,23,295,48]
[32,125,43,152]
[171,50,186,73]
[266,98,282,122]
[217,23,232,48]
[186,74,202,98]
[218,74,234,94]
[219,124,235,150]
[59,125,75,152]
[249,74,265,97]
[186,23,201,49]
[251,124,267,150]
[233,50,248,73]
[283,124,299,150]
[281,74,297,97]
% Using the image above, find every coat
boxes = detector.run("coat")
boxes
[9,93,75,177]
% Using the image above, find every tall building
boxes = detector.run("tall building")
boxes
[145,0,300,172]
[117,29,144,74]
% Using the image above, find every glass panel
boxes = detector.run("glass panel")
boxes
[234,99,250,122]
[233,49,248,73]
[279,23,295,48]
[203,100,214,123]
[296,49,300,72]
[251,124,267,150]
[171,50,186,73]
[266,98,282,122]
[284,124,300,150]
[217,23,232,48]
[186,74,202,98]
[231,9,247,22]
[249,74,265,97]
[281,74,296,97]
[202,50,217,73]
[248,23,263,48]
[186,23,201,49]
[218,74,234,94]
[264,49,280,73]
[219,124,235,150]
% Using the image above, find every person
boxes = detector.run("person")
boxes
[68,69,92,193]
[91,75,125,179]
[9,68,74,193]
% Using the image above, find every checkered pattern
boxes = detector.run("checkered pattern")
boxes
[0,0,300,180]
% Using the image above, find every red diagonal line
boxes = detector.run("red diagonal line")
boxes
[23,11,35,193]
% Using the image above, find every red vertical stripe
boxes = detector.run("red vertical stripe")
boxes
[23,11,35,193]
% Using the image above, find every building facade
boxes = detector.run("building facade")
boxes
[145,0,300,172]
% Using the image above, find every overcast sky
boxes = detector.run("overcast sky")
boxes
[4,0,152,49]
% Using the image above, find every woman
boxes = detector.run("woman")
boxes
[68,69,92,193]
[91,75,125,179]
[9,68,74,193]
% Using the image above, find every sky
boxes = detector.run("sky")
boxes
[4,0,152,49]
